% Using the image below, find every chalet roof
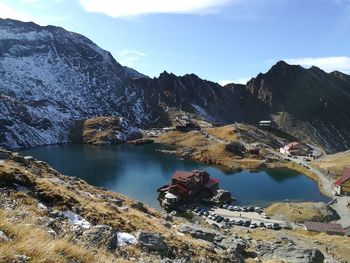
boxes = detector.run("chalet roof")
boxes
[204,178,220,189]
[335,168,350,186]
[172,171,196,181]
[172,170,207,181]
[304,221,345,235]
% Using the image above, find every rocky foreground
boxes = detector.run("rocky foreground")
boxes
[1,148,350,262]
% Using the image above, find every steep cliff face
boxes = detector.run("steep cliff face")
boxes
[0,19,147,148]
[246,61,350,152]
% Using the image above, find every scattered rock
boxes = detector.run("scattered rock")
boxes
[37,203,48,210]
[13,254,31,263]
[163,213,173,221]
[131,201,148,212]
[0,230,10,242]
[62,211,91,229]
[224,142,246,156]
[81,225,118,251]
[178,223,218,242]
[209,189,232,205]
[258,242,325,263]
[117,232,137,246]
[219,237,247,254]
[136,230,168,253]
[118,206,129,212]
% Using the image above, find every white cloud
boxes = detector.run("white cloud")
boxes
[114,49,147,68]
[0,2,34,21]
[79,0,235,18]
[283,56,350,73]
[218,77,250,86]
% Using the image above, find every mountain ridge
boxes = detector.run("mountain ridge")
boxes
[1,18,350,153]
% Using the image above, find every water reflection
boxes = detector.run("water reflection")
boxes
[21,144,329,209]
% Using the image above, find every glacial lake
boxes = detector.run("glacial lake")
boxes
[21,144,330,209]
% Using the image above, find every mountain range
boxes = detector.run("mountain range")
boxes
[1,18,350,153]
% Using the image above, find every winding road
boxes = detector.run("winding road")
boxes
[267,149,350,229]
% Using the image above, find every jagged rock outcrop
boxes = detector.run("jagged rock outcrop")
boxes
[136,230,168,253]
[178,223,220,242]
[80,225,118,251]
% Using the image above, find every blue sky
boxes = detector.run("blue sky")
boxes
[1,0,349,84]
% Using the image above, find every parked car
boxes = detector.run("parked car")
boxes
[223,204,229,209]
[199,209,206,215]
[272,223,281,230]
[244,220,251,227]
[249,223,258,229]
[248,206,254,212]
[216,216,224,223]
[236,220,244,226]
[194,207,201,213]
[230,219,237,225]
[254,207,262,213]
[261,213,270,219]
[259,222,266,228]
[228,205,234,211]
[242,206,248,212]
[266,224,273,229]
[203,211,209,216]
[233,206,240,211]
[223,218,230,224]
[211,214,218,220]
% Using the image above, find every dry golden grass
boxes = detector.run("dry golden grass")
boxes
[157,130,264,171]
[82,116,122,145]
[0,209,110,263]
[204,124,238,141]
[311,150,350,177]
[265,202,335,222]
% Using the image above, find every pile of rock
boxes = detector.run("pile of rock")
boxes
[209,189,232,205]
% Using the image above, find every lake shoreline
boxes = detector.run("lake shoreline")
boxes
[20,143,330,210]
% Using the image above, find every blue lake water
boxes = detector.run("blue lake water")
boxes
[21,144,330,209]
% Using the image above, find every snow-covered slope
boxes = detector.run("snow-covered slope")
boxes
[0,19,151,148]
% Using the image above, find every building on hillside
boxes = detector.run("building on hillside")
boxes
[335,168,350,196]
[279,142,309,156]
[175,122,201,132]
[259,120,272,127]
[304,221,345,236]
[157,170,220,208]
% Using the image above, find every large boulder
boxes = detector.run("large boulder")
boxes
[210,189,232,205]
[136,230,168,253]
[178,223,218,242]
[219,237,247,254]
[80,225,118,251]
[257,242,325,263]
[224,142,246,156]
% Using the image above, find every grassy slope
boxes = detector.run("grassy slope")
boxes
[0,158,214,262]
[311,150,350,178]
[265,202,338,223]
[156,124,294,171]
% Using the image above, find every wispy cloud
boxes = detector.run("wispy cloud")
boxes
[114,50,147,68]
[218,77,250,86]
[79,0,236,18]
[280,56,350,73]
